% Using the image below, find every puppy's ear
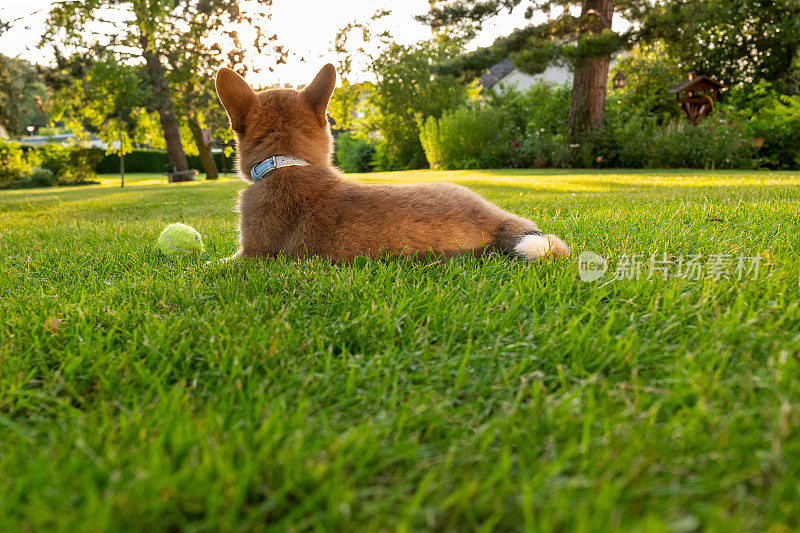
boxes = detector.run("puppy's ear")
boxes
[216,68,257,133]
[303,64,336,123]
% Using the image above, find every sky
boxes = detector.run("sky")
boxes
[0,0,534,86]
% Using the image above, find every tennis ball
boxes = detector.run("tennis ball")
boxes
[157,223,204,257]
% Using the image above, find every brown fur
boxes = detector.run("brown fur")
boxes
[215,64,570,263]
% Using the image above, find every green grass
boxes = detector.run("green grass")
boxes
[1,169,800,531]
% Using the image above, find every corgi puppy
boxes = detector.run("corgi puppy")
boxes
[215,64,569,262]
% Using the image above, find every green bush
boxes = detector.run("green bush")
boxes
[60,148,103,184]
[420,105,512,169]
[0,140,32,189]
[32,143,71,177]
[187,151,236,174]
[31,167,56,187]
[370,40,474,170]
[614,116,753,169]
[13,167,56,189]
[741,89,800,169]
[606,42,685,124]
[334,132,376,173]
[369,140,390,172]
[96,150,236,175]
[95,150,170,174]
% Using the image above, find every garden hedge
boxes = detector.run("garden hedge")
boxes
[95,150,236,174]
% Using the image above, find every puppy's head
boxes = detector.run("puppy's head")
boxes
[215,64,336,180]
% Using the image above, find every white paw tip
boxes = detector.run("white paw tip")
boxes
[515,234,551,259]
[514,234,568,260]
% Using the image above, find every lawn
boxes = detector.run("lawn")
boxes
[1,169,799,531]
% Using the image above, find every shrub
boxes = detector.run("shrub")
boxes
[370,40,474,170]
[31,167,56,187]
[60,148,103,184]
[370,140,391,172]
[745,92,800,169]
[614,117,753,170]
[95,150,170,174]
[34,143,72,177]
[13,167,56,189]
[187,151,236,174]
[334,132,376,173]
[95,150,236,174]
[515,116,752,170]
[420,105,512,169]
[487,83,571,136]
[0,140,32,189]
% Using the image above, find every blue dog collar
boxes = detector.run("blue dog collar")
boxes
[250,156,309,182]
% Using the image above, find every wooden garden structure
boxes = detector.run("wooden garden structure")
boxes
[667,72,725,125]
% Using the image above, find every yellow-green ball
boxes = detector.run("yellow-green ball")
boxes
[158,223,204,257]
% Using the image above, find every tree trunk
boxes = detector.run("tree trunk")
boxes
[139,32,191,182]
[187,115,218,180]
[567,0,614,140]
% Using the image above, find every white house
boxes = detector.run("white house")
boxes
[478,57,621,93]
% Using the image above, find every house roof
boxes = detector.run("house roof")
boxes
[668,72,725,93]
[478,58,515,90]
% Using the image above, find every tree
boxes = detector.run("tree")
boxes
[49,52,158,187]
[161,0,286,180]
[640,0,800,94]
[607,41,684,123]
[45,1,193,179]
[45,1,287,181]
[335,12,473,169]
[371,40,475,169]
[418,1,650,139]
[0,55,50,137]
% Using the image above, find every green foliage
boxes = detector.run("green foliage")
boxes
[564,29,624,66]
[328,81,375,132]
[60,148,103,184]
[49,54,165,157]
[420,105,512,169]
[488,83,570,135]
[18,144,109,187]
[0,55,50,137]
[730,82,800,169]
[95,149,235,174]
[30,143,71,178]
[12,167,57,189]
[95,150,169,174]
[419,83,570,169]
[415,77,758,171]
[369,39,476,170]
[607,42,684,123]
[647,0,800,92]
[613,116,754,170]
[435,26,548,79]
[0,140,32,188]
[511,41,557,76]
[420,1,651,81]
[334,132,376,173]
[0,141,96,189]
[31,167,56,187]
[370,140,391,172]
[749,95,800,169]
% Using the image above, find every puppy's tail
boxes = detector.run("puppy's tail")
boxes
[496,229,570,261]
